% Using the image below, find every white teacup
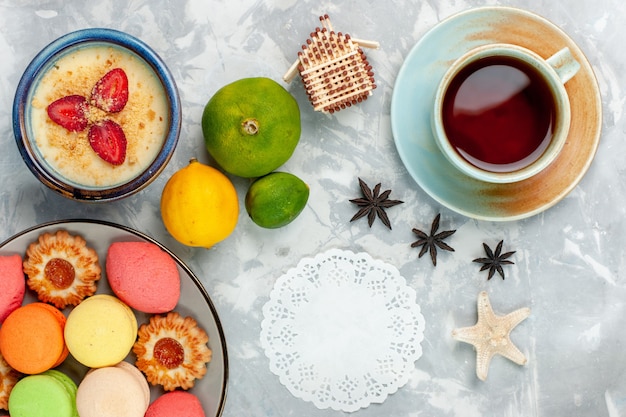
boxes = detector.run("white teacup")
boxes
[432,43,580,183]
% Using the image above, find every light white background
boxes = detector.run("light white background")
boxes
[1,0,625,416]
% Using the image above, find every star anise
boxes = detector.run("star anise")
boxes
[410,213,456,266]
[349,178,403,229]
[473,240,516,280]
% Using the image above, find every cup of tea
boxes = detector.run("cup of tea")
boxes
[431,43,580,183]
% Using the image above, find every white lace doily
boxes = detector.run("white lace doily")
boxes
[260,248,426,412]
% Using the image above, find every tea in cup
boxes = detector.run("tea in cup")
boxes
[432,43,580,183]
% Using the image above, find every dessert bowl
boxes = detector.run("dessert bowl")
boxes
[13,28,181,202]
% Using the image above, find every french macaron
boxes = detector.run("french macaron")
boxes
[145,390,206,417]
[64,294,137,368]
[76,361,150,417]
[106,241,180,313]
[0,302,68,374]
[0,254,25,323]
[8,369,78,417]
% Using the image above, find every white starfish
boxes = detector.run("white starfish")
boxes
[451,291,531,381]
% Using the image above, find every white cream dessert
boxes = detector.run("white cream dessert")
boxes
[29,44,169,188]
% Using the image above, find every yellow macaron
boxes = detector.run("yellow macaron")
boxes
[64,294,137,368]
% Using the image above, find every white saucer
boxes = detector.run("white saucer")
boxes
[391,6,602,221]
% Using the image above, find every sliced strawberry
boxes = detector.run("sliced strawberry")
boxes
[47,95,89,131]
[88,120,127,165]
[91,68,129,113]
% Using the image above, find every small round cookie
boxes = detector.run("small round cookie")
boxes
[133,311,212,391]
[0,303,68,374]
[76,362,150,417]
[145,391,206,417]
[23,230,101,309]
[106,241,180,313]
[65,294,137,368]
[8,371,77,417]
[0,254,25,323]
[0,351,21,410]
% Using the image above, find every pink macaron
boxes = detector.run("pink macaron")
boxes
[106,241,180,313]
[145,391,205,417]
[0,254,25,323]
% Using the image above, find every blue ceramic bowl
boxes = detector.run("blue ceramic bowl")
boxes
[13,28,181,202]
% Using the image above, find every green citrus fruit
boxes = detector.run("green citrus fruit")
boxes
[245,172,309,229]
[202,77,301,178]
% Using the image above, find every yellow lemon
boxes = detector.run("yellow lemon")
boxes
[160,158,238,248]
[202,77,301,178]
[245,172,309,229]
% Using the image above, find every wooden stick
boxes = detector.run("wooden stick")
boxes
[350,38,380,49]
[320,14,333,32]
[283,58,300,83]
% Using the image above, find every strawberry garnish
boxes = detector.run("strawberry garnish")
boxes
[91,68,129,113]
[88,120,127,166]
[47,95,89,132]
[47,68,131,166]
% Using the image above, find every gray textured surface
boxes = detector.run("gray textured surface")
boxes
[1,0,625,416]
